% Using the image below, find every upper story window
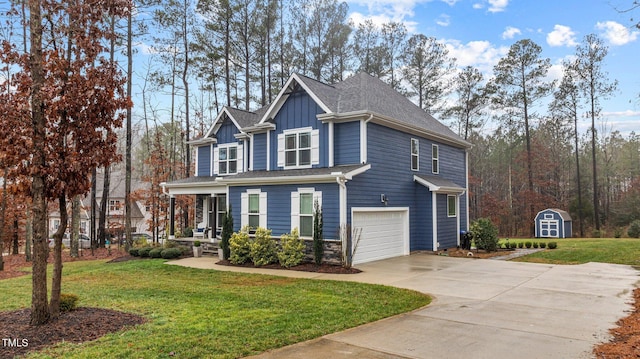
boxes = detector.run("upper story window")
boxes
[214,143,243,175]
[411,139,419,171]
[109,200,121,212]
[278,127,320,169]
[432,144,439,174]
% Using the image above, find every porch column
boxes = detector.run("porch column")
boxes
[169,195,175,240]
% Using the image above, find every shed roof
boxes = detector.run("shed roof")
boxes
[537,208,572,221]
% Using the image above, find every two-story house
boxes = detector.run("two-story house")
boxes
[161,73,471,264]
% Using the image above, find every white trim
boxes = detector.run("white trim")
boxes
[413,175,466,194]
[195,144,199,176]
[328,122,334,167]
[350,207,410,264]
[220,164,372,186]
[259,74,332,125]
[216,143,240,175]
[241,189,267,228]
[432,144,439,174]
[465,150,469,231]
[432,192,438,251]
[291,188,322,237]
[205,107,246,139]
[411,138,419,171]
[249,134,254,171]
[279,127,318,169]
[360,119,367,163]
[266,131,271,171]
[213,147,219,175]
[447,194,457,218]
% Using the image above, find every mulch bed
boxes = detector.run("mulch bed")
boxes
[216,259,362,274]
[437,248,516,259]
[0,307,145,358]
[593,287,640,358]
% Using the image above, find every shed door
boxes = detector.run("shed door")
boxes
[351,208,409,265]
[540,220,559,238]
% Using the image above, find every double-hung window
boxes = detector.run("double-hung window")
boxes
[411,139,419,171]
[214,143,243,175]
[216,195,227,231]
[447,195,457,217]
[241,190,267,229]
[278,127,319,169]
[432,144,439,174]
[291,189,322,237]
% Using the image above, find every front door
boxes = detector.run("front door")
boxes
[540,220,559,238]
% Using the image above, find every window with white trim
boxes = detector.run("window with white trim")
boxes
[109,200,121,212]
[241,190,267,229]
[291,189,322,237]
[411,138,419,171]
[447,195,456,217]
[432,144,439,174]
[213,143,243,175]
[216,194,227,231]
[277,127,320,169]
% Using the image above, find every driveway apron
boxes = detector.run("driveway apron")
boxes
[170,255,640,359]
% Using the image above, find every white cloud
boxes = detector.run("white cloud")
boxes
[349,11,418,33]
[488,0,509,12]
[502,26,521,39]
[472,3,483,9]
[602,110,640,117]
[436,14,451,27]
[546,25,578,47]
[441,0,460,5]
[444,39,509,74]
[596,21,639,45]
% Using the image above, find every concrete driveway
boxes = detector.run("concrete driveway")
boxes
[171,254,639,359]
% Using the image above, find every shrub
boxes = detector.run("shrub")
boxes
[518,242,524,249]
[532,242,539,249]
[183,227,193,238]
[164,240,177,249]
[313,200,324,265]
[161,248,182,259]
[524,241,532,248]
[470,218,499,252]
[548,242,558,249]
[539,242,546,249]
[592,229,602,238]
[628,220,640,238]
[229,227,251,265]
[59,293,79,312]
[278,228,306,268]
[221,206,233,260]
[129,248,140,257]
[250,227,277,266]
[149,248,163,258]
[614,227,623,238]
[193,240,201,247]
[134,238,148,248]
[138,246,152,257]
[509,242,517,249]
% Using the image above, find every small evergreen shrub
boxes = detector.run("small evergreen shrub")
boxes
[59,293,79,312]
[548,242,558,249]
[129,248,140,256]
[250,227,277,266]
[539,242,546,249]
[161,248,182,259]
[278,228,306,268]
[138,247,152,257]
[149,248,163,258]
[221,206,234,260]
[470,218,499,252]
[628,220,640,238]
[183,227,193,238]
[509,242,517,249]
[313,200,324,265]
[193,240,201,247]
[229,227,251,265]
[518,242,524,249]
[164,240,177,248]
[614,227,623,238]
[533,242,539,249]
[524,241,532,248]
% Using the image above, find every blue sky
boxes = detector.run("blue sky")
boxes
[346,0,640,136]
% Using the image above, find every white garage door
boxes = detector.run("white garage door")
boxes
[351,208,409,265]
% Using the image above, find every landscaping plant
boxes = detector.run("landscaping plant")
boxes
[221,206,233,259]
[229,227,251,264]
[277,228,306,268]
[470,218,499,252]
[313,200,324,265]
[250,227,277,266]
[628,220,640,238]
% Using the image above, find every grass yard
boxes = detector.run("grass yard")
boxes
[512,238,640,265]
[0,259,429,358]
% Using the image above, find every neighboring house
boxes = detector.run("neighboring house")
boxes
[162,73,471,264]
[535,209,572,238]
[48,170,152,237]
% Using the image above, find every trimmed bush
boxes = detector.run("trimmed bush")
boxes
[509,241,517,249]
[149,248,163,258]
[628,220,640,238]
[525,241,532,249]
[129,248,140,257]
[250,227,277,266]
[176,245,191,256]
[313,200,324,265]
[518,242,524,249]
[161,248,182,259]
[548,242,558,249]
[138,247,152,257]
[164,240,177,249]
[221,206,233,260]
[470,218,499,252]
[532,242,539,249]
[59,293,79,312]
[539,242,546,249]
[183,227,193,238]
[278,228,306,268]
[229,227,251,265]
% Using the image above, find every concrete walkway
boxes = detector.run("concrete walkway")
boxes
[169,255,640,359]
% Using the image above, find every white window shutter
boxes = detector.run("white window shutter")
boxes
[213,147,219,175]
[259,192,267,228]
[311,129,320,165]
[290,191,300,231]
[241,192,248,227]
[277,133,285,167]
[236,144,244,173]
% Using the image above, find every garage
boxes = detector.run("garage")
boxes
[351,208,410,264]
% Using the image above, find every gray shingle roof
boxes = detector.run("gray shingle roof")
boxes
[225,107,263,129]
[222,164,368,181]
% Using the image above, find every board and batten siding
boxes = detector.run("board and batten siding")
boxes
[216,116,241,144]
[228,183,339,238]
[268,91,329,170]
[334,121,361,165]
[197,145,211,176]
[252,133,267,170]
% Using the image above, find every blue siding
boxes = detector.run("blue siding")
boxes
[535,209,572,238]
[229,183,340,238]
[197,145,211,176]
[268,91,329,170]
[334,121,361,165]
[217,116,240,144]
[437,194,457,249]
[252,133,267,170]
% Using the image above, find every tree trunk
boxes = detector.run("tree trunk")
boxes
[12,219,19,254]
[49,195,68,319]
[0,167,7,271]
[98,166,110,248]
[574,113,585,237]
[91,168,97,247]
[125,7,133,250]
[71,195,80,257]
[25,208,32,262]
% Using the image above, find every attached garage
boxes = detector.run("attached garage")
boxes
[351,207,410,264]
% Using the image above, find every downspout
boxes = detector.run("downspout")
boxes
[361,114,374,164]
[336,175,348,262]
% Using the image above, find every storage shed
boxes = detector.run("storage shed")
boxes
[535,209,572,238]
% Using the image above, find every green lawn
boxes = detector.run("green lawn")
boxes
[0,259,429,358]
[511,238,640,265]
